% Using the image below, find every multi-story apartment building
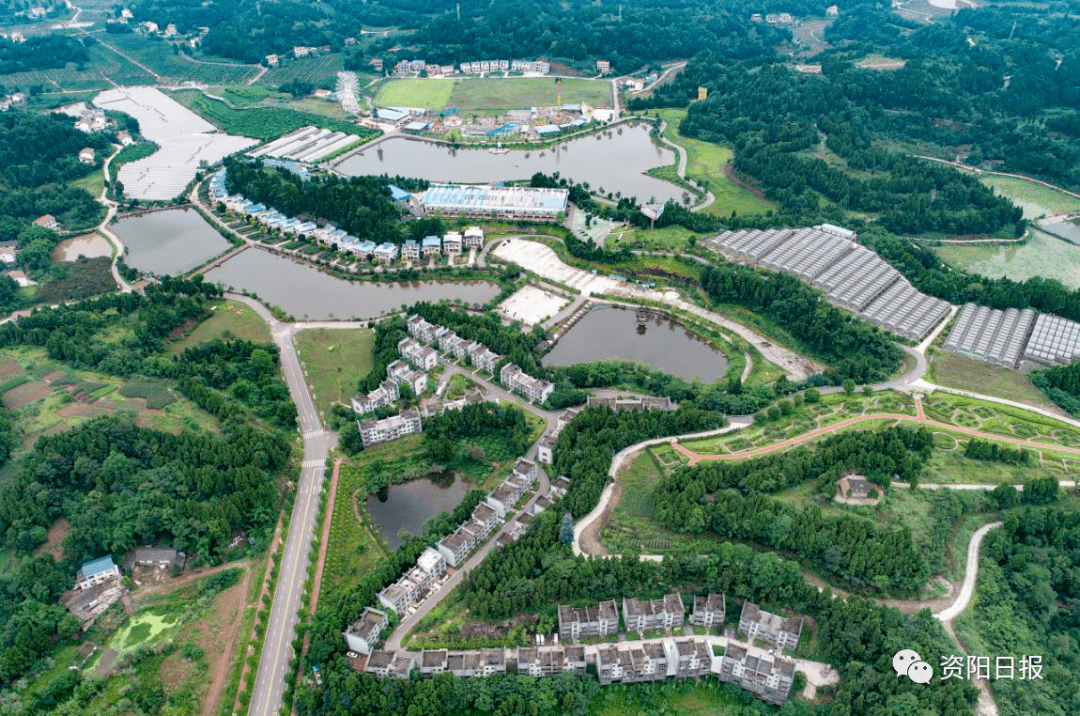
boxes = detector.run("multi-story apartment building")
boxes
[557,600,619,640]
[343,607,388,655]
[500,363,554,404]
[718,644,796,706]
[351,379,399,414]
[690,593,726,629]
[622,594,685,633]
[738,602,804,650]
[398,337,437,370]
[358,409,422,447]
[674,639,713,677]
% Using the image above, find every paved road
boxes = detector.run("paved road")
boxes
[229,294,335,716]
[653,120,715,212]
[94,147,135,294]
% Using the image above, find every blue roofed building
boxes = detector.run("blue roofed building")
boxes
[388,185,412,202]
[535,124,562,137]
[374,242,399,262]
[421,235,442,256]
[356,240,378,257]
[75,556,120,590]
[419,184,569,221]
[402,239,420,261]
[376,107,409,123]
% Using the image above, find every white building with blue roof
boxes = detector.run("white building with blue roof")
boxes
[75,555,120,590]
[421,235,442,256]
[374,243,399,262]
[419,184,568,221]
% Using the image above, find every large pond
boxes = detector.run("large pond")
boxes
[366,472,471,549]
[542,306,728,382]
[1044,219,1080,244]
[52,234,112,262]
[111,208,232,275]
[336,125,681,203]
[203,248,501,319]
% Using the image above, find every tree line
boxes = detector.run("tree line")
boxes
[700,261,904,383]
[223,158,427,245]
[0,35,89,74]
[1030,362,1080,417]
[963,438,1035,466]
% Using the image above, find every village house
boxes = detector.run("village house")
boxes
[500,363,554,404]
[551,475,571,497]
[557,599,619,640]
[420,649,448,677]
[401,239,420,261]
[265,54,279,67]
[32,214,58,230]
[837,473,875,499]
[343,607,388,655]
[537,435,555,465]
[117,130,134,145]
[479,648,507,676]
[78,147,96,164]
[358,409,422,447]
[124,547,183,573]
[421,235,442,257]
[442,231,462,253]
[622,593,685,633]
[586,395,675,411]
[417,547,447,580]
[75,556,120,590]
[469,502,501,542]
[596,644,668,685]
[596,60,610,74]
[406,315,439,343]
[690,593,726,628]
[463,226,484,248]
[364,650,394,677]
[738,601,804,650]
[468,344,501,373]
[373,242,398,262]
[435,528,472,567]
[718,643,796,706]
[447,651,481,677]
[62,556,125,629]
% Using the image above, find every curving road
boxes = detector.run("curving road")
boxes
[935,521,1003,622]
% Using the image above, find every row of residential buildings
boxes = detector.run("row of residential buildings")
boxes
[361,637,795,705]
[500,363,554,405]
[557,595,802,652]
[392,58,551,77]
[344,457,546,655]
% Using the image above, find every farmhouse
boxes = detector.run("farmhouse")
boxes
[79,147,96,164]
[837,474,875,499]
[33,214,58,230]
[75,556,120,590]
[124,547,184,573]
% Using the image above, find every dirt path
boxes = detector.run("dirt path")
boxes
[204,564,253,716]
[131,561,248,605]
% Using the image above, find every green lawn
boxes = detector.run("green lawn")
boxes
[293,327,375,422]
[975,173,1080,219]
[933,229,1080,289]
[927,348,1056,410]
[653,108,775,218]
[70,168,105,198]
[323,463,388,603]
[170,300,272,352]
[375,78,456,109]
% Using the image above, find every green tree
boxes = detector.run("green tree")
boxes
[559,513,574,545]
[842,379,856,396]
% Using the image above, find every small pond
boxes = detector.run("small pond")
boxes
[366,472,471,549]
[111,208,232,275]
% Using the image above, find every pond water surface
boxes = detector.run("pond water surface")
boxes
[1044,220,1080,244]
[542,306,728,382]
[111,208,232,275]
[336,125,681,203]
[203,248,501,319]
[366,472,471,549]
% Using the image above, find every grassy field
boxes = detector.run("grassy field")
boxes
[0,44,154,92]
[323,463,389,604]
[375,78,456,109]
[70,168,105,198]
[932,229,1080,289]
[927,348,1055,410]
[170,300,272,352]
[170,89,377,142]
[975,173,1080,219]
[654,108,775,218]
[293,327,375,422]
[374,77,612,114]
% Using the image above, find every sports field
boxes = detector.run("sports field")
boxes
[374,79,455,109]
[373,77,612,113]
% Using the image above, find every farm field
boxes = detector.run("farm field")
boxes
[975,173,1080,219]
[293,327,376,423]
[927,349,1056,411]
[261,54,352,88]
[170,299,273,352]
[322,463,390,604]
[169,89,378,142]
[0,44,154,91]
[654,108,775,217]
[933,229,1080,289]
[99,33,260,85]
[0,346,220,449]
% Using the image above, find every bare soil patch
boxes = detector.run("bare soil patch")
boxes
[34,518,72,561]
[57,402,98,418]
[0,360,24,378]
[3,381,51,409]
[95,647,120,676]
[41,370,69,383]
[458,612,537,641]
[723,162,767,200]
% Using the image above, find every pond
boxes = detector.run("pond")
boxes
[366,472,471,549]
[52,234,113,262]
[1044,219,1080,244]
[542,305,728,382]
[336,125,682,203]
[111,208,232,275]
[203,248,501,319]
